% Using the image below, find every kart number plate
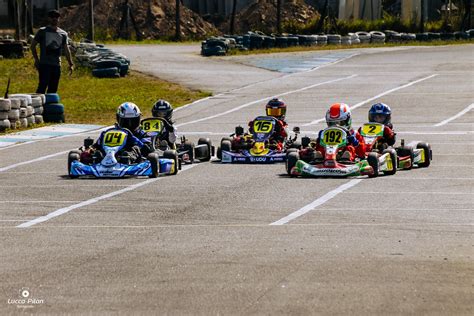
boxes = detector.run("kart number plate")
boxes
[253,119,273,134]
[321,128,345,146]
[141,118,164,133]
[361,123,383,137]
[103,130,127,147]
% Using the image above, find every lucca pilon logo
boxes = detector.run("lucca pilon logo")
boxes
[7,287,44,308]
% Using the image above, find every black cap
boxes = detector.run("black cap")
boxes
[48,10,61,18]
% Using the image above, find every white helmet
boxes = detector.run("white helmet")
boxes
[325,103,352,129]
[116,102,141,131]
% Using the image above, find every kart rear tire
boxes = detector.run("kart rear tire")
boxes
[147,153,159,178]
[197,137,212,162]
[367,152,379,178]
[216,146,222,160]
[286,152,299,176]
[68,151,80,178]
[163,150,178,175]
[416,142,432,168]
[382,148,397,175]
[182,141,195,162]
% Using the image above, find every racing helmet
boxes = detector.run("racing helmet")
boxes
[325,103,352,129]
[265,98,286,120]
[152,99,173,122]
[368,103,391,125]
[116,102,141,131]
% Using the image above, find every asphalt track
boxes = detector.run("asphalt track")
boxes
[1,44,473,314]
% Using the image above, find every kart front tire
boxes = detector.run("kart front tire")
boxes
[416,142,432,168]
[147,153,159,178]
[68,151,80,178]
[367,152,379,178]
[286,152,299,176]
[182,141,195,162]
[397,146,415,170]
[163,150,179,175]
[197,137,212,162]
[382,148,397,175]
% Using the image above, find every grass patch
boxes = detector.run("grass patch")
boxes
[227,40,473,56]
[0,55,211,127]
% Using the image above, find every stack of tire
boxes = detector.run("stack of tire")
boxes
[201,37,230,56]
[0,98,12,131]
[356,31,371,44]
[73,41,131,78]
[348,33,360,44]
[42,93,65,123]
[0,37,25,59]
[316,35,328,45]
[9,94,32,128]
[370,31,386,43]
[327,34,341,45]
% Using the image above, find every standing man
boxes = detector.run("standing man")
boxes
[31,10,74,94]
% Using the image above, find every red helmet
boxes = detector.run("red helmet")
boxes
[325,103,352,129]
[265,98,286,120]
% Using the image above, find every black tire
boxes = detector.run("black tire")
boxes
[68,151,80,178]
[397,146,415,170]
[221,137,232,143]
[221,140,231,152]
[286,148,298,154]
[216,146,222,160]
[416,142,432,168]
[182,141,194,162]
[147,153,159,178]
[382,148,397,175]
[163,150,178,175]
[198,137,212,161]
[367,152,379,178]
[289,141,301,149]
[286,152,300,176]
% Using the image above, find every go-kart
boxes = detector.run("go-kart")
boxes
[360,122,431,172]
[141,117,214,164]
[68,126,178,178]
[216,115,300,163]
[286,126,377,177]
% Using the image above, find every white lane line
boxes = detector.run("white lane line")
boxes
[0,201,84,203]
[0,150,70,172]
[303,74,439,126]
[345,192,471,195]
[174,53,359,113]
[176,75,357,127]
[270,179,362,226]
[0,126,109,152]
[17,164,198,228]
[11,223,472,229]
[434,103,474,127]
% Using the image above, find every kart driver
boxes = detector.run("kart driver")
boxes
[151,99,178,148]
[232,98,288,150]
[300,103,365,162]
[81,102,153,164]
[361,102,396,146]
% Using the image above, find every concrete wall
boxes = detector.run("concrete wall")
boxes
[339,0,381,20]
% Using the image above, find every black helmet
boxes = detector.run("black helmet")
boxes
[152,99,173,122]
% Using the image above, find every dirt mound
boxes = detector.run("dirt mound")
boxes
[60,0,218,40]
[218,0,320,34]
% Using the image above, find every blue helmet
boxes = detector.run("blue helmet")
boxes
[368,103,391,125]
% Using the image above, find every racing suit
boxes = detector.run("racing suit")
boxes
[156,119,178,148]
[300,129,366,162]
[81,125,151,164]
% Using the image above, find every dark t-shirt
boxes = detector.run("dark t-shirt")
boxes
[34,27,68,66]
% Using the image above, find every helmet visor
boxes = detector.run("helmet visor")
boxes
[266,108,285,117]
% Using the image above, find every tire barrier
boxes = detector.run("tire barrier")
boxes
[73,40,131,78]
[0,93,53,132]
[201,29,473,56]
